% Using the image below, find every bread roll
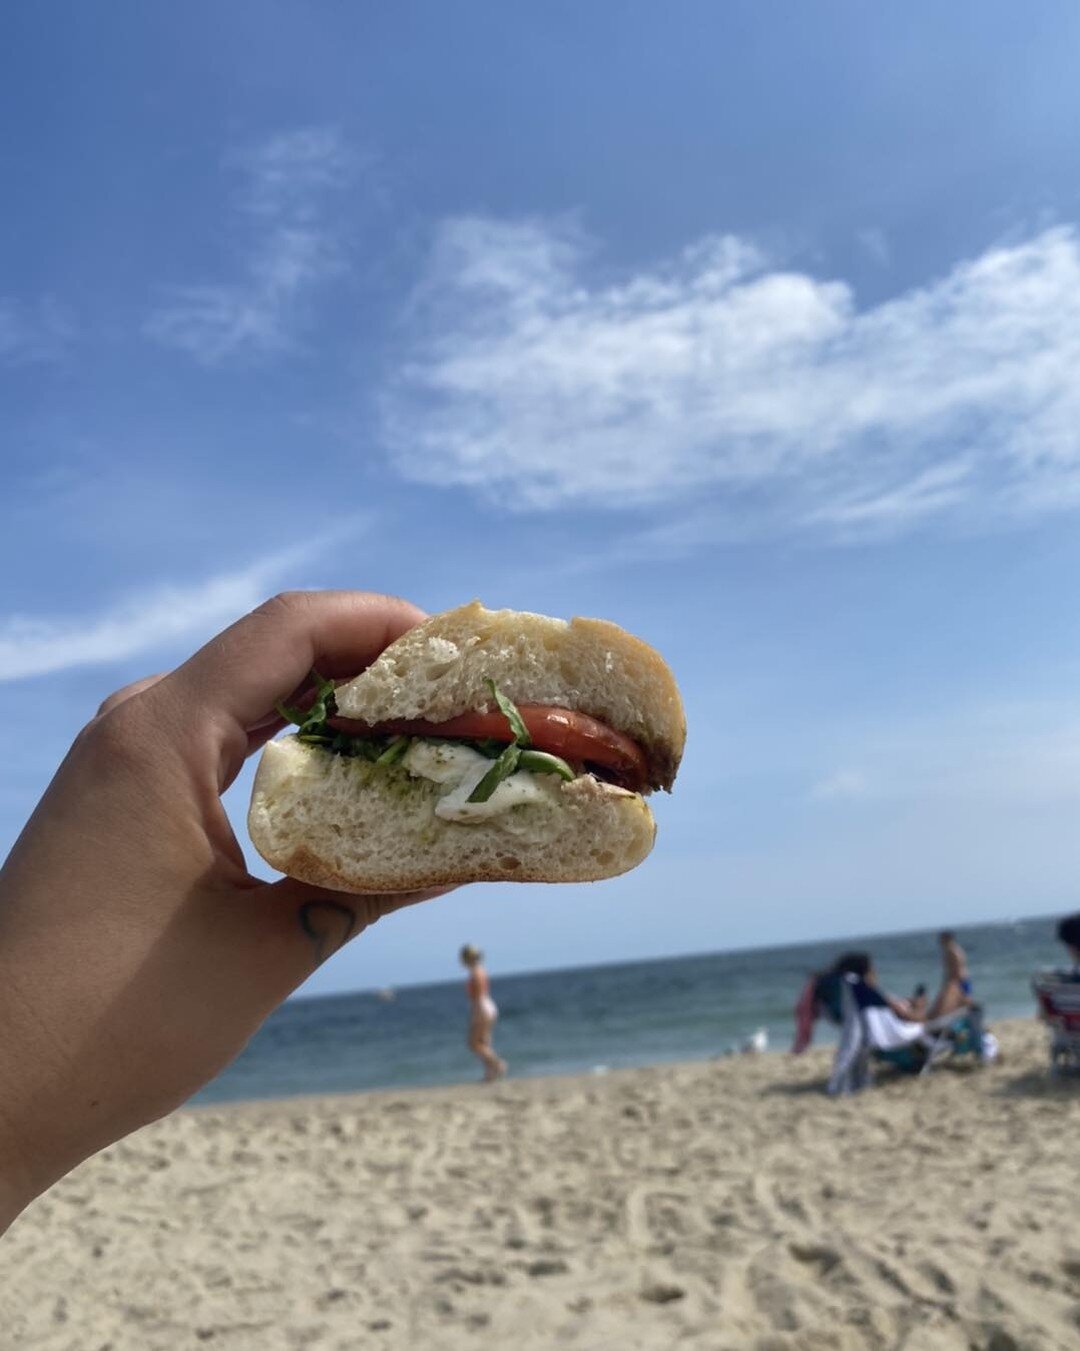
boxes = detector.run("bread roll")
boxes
[247,603,683,892]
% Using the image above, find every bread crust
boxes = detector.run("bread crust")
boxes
[252,821,654,892]
[334,602,685,791]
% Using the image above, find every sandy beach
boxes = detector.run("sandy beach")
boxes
[3,1018,1077,1351]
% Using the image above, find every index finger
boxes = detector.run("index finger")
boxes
[160,590,426,729]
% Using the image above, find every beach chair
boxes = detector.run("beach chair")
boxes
[827,974,994,1095]
[1032,971,1080,1074]
[896,1002,995,1075]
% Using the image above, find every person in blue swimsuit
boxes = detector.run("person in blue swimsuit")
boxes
[927,930,973,1020]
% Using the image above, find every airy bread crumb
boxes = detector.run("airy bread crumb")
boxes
[248,737,657,892]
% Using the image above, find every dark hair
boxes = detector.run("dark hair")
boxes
[938,930,956,943]
[1057,913,1080,951]
[833,951,872,978]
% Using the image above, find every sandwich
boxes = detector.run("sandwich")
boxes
[248,602,685,892]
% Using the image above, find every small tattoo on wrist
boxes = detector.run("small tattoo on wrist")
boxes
[298,901,356,964]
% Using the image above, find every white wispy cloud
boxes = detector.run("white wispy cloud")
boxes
[809,769,869,802]
[855,227,891,266]
[0,297,75,364]
[385,218,1080,538]
[809,459,972,530]
[0,531,354,683]
[235,127,352,220]
[145,128,350,365]
[807,700,1080,809]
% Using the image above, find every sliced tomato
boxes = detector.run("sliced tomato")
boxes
[327,704,649,792]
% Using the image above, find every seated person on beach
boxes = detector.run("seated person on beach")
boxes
[827,949,996,1088]
[793,951,921,1052]
[833,952,924,1021]
[1056,913,1080,977]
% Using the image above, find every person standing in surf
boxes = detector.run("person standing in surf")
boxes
[460,944,507,1082]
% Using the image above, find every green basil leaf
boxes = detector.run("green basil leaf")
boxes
[471,737,506,760]
[486,678,530,746]
[275,700,309,726]
[375,735,411,766]
[305,670,337,727]
[517,749,575,782]
[467,743,521,803]
[277,670,338,735]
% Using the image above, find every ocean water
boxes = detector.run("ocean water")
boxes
[194,916,1066,1105]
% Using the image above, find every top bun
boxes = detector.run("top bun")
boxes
[334,601,685,791]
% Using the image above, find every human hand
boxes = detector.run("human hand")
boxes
[0,591,439,1230]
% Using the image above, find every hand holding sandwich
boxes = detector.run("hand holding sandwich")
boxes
[0,591,440,1232]
[0,589,683,1233]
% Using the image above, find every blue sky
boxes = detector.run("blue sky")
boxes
[3,3,1080,993]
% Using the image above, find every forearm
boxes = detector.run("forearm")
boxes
[0,859,160,1230]
[0,948,78,1232]
[0,591,434,1230]
[0,1129,38,1236]
[0,1027,47,1235]
[0,1174,28,1237]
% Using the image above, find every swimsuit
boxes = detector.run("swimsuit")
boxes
[469,971,498,1022]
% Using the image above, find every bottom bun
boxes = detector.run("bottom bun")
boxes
[248,736,657,892]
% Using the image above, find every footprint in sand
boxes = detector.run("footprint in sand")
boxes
[526,1257,570,1277]
[787,1241,844,1280]
[639,1281,686,1304]
[919,1260,957,1296]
